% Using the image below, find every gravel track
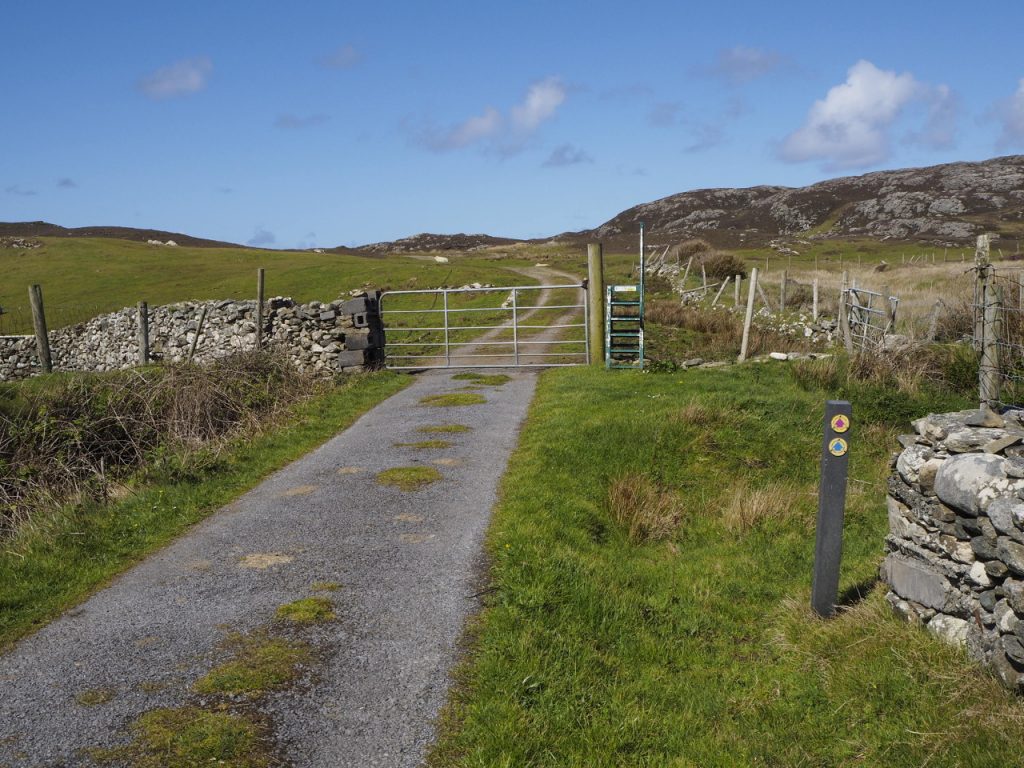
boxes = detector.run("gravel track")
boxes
[0,369,537,767]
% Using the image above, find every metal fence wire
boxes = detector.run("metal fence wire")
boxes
[974,264,1024,408]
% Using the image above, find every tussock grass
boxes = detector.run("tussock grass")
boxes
[721,479,810,532]
[607,472,681,543]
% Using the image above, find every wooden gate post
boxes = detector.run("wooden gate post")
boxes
[28,284,52,373]
[587,244,605,366]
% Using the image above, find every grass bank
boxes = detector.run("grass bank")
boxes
[0,370,407,648]
[0,237,538,333]
[429,363,1024,766]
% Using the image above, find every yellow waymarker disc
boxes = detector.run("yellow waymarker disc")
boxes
[829,438,848,457]
[830,414,850,433]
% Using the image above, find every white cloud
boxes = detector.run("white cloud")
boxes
[780,60,946,170]
[421,107,503,151]
[414,77,566,155]
[510,77,566,132]
[543,144,593,168]
[316,45,361,70]
[994,78,1024,149]
[138,56,212,99]
[707,46,785,85]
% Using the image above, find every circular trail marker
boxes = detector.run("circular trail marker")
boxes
[828,438,848,457]
[830,414,850,433]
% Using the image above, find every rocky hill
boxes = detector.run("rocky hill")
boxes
[0,222,241,249]
[588,155,1024,249]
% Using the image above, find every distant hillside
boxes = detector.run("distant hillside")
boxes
[0,222,241,249]
[355,232,522,254]
[586,155,1024,249]
[8,156,1023,256]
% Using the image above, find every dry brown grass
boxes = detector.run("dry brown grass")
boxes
[721,479,809,532]
[671,400,717,426]
[607,473,681,543]
[0,352,318,536]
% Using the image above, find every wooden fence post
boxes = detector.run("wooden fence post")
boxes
[734,274,741,307]
[839,271,853,354]
[780,270,788,311]
[587,244,605,366]
[256,268,265,350]
[739,267,758,362]
[882,284,893,332]
[137,301,149,365]
[812,279,819,322]
[187,306,208,364]
[28,284,52,373]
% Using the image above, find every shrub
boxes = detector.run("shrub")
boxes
[0,352,318,536]
[700,251,748,281]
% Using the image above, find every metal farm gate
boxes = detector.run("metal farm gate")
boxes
[379,282,589,370]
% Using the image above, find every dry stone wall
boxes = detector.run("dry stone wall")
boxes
[884,407,1024,690]
[0,295,382,381]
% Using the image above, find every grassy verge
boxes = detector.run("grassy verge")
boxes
[428,364,1024,766]
[0,371,408,649]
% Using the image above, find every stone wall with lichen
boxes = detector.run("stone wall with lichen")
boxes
[884,408,1024,689]
[0,295,379,381]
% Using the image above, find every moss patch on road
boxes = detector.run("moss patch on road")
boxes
[194,635,310,697]
[275,596,336,624]
[419,393,486,407]
[376,466,443,491]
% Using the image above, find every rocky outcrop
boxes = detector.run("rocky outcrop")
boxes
[590,155,1024,248]
[883,407,1024,690]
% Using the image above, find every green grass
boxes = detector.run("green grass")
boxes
[75,687,116,706]
[0,237,537,333]
[89,706,271,767]
[452,373,512,386]
[418,424,473,434]
[194,634,311,696]
[394,439,454,450]
[0,371,409,649]
[420,393,487,407]
[275,596,336,624]
[375,466,443,491]
[427,364,1024,767]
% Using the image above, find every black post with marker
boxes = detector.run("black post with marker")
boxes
[811,400,851,618]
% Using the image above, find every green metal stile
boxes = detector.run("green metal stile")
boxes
[605,223,646,369]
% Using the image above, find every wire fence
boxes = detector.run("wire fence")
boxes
[974,263,1024,408]
[0,303,113,336]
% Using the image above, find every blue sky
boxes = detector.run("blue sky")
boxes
[3,0,1023,248]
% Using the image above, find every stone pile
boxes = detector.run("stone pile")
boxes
[884,407,1024,689]
[0,294,381,381]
